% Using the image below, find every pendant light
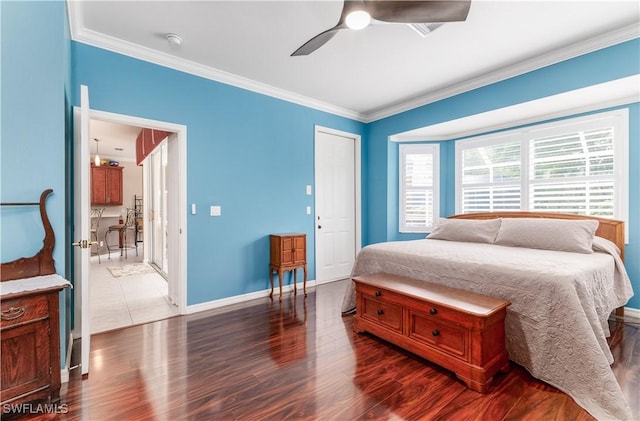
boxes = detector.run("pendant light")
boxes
[94,138,101,166]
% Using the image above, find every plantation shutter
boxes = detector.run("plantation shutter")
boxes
[400,144,439,232]
[455,110,625,222]
[460,141,521,213]
[529,127,615,217]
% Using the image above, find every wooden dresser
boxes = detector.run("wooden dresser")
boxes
[1,283,68,406]
[269,233,307,300]
[0,189,70,408]
[353,273,510,393]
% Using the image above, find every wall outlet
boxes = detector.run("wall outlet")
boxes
[99,241,104,247]
[306,185,312,195]
[210,206,221,216]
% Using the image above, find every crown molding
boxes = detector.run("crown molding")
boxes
[365,23,640,123]
[67,3,365,122]
[68,1,638,124]
[390,75,640,142]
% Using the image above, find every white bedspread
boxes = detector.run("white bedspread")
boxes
[341,237,634,420]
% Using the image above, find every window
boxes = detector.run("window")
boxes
[400,144,440,232]
[456,109,628,224]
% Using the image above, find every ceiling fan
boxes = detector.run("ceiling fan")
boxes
[291,0,472,56]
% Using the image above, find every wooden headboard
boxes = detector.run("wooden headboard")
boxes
[448,211,625,261]
[0,189,56,281]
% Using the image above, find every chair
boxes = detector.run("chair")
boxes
[90,208,104,263]
[105,208,138,259]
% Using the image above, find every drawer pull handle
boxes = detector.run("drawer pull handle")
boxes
[429,308,438,315]
[375,291,382,297]
[377,309,384,315]
[1,306,26,321]
[432,329,440,337]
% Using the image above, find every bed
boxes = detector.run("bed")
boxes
[341,212,634,421]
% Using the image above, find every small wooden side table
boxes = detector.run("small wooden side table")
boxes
[269,233,307,300]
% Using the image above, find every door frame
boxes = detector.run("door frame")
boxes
[73,108,188,319]
[313,125,361,285]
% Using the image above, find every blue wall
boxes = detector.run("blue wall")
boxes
[71,43,366,305]
[366,39,640,309]
[1,0,70,363]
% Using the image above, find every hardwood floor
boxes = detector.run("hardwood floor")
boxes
[9,280,640,420]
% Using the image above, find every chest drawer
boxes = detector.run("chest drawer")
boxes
[358,283,406,306]
[409,311,467,359]
[1,295,49,329]
[410,299,477,328]
[361,297,403,332]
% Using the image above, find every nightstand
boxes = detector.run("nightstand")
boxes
[270,233,307,300]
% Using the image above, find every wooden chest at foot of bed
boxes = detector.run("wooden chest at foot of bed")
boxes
[353,272,511,393]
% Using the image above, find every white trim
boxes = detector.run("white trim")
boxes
[61,368,69,384]
[84,108,188,315]
[67,4,363,122]
[454,109,629,238]
[314,125,362,256]
[67,2,638,123]
[367,24,640,122]
[399,143,440,233]
[391,75,640,142]
[61,331,73,384]
[186,280,316,314]
[624,306,640,321]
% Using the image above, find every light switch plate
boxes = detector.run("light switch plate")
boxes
[306,206,311,215]
[191,203,196,214]
[210,206,221,216]
[306,185,312,195]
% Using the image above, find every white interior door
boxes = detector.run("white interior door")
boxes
[315,129,357,283]
[73,85,91,377]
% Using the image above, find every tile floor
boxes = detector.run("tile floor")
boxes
[89,246,178,334]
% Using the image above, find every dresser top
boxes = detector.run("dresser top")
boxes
[270,233,306,237]
[1,274,71,298]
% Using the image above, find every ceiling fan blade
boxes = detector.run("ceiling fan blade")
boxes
[366,1,471,23]
[291,26,343,56]
[292,1,364,56]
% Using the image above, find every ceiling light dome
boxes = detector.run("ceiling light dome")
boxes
[345,10,371,30]
[166,33,183,46]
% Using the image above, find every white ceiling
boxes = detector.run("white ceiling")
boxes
[90,119,141,163]
[72,0,639,129]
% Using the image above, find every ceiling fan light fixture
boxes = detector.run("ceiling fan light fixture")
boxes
[345,10,371,30]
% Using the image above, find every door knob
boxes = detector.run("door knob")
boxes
[71,240,93,248]
[318,225,322,229]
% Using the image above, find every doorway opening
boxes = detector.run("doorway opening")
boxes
[83,112,187,335]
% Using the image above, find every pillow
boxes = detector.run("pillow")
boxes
[427,218,502,244]
[494,218,599,254]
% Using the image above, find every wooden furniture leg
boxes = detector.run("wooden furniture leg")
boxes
[278,268,284,301]
[303,264,307,297]
[294,268,297,294]
[269,265,275,299]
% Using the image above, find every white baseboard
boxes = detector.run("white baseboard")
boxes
[624,306,640,321]
[186,280,316,314]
